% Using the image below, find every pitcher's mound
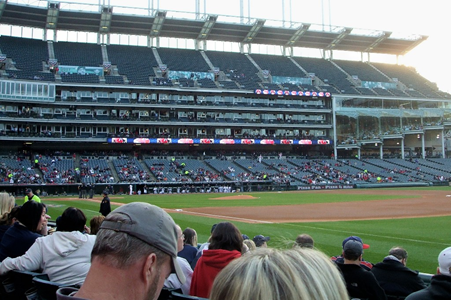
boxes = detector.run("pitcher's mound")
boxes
[210,195,258,200]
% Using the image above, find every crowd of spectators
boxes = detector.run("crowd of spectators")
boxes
[0,192,448,299]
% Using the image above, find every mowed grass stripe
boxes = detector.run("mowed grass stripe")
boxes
[33,187,448,274]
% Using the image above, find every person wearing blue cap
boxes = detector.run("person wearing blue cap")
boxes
[335,239,386,300]
[253,235,270,248]
[332,236,373,270]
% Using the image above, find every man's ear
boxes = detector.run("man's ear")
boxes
[142,253,158,283]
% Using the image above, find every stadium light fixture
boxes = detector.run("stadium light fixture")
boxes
[99,6,112,33]
[46,2,59,30]
[286,23,311,46]
[150,11,167,37]
[326,27,352,50]
[197,15,217,40]
[243,19,265,43]
[364,31,392,52]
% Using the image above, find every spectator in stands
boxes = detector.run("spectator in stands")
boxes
[0,192,15,240]
[165,225,193,295]
[210,247,349,300]
[99,191,111,217]
[0,206,19,242]
[191,223,217,269]
[190,222,243,298]
[0,200,47,261]
[406,246,451,300]
[243,239,256,253]
[178,227,198,266]
[335,239,386,300]
[89,215,105,235]
[0,207,95,286]
[332,236,373,270]
[56,202,184,300]
[371,246,425,297]
[294,233,314,248]
[253,234,270,248]
[23,188,41,203]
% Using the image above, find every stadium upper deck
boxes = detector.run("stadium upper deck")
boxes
[0,1,449,160]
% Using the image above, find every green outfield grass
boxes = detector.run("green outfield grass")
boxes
[28,186,451,274]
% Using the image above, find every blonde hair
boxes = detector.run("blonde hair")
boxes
[0,192,15,224]
[243,239,256,252]
[210,247,349,300]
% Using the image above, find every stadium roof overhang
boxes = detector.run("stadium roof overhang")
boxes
[0,2,427,56]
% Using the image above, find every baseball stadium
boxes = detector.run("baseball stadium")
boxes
[0,0,450,296]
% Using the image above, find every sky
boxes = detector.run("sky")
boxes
[6,0,451,93]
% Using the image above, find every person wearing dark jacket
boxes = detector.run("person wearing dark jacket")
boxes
[99,191,111,217]
[335,239,386,300]
[371,247,425,297]
[406,246,451,300]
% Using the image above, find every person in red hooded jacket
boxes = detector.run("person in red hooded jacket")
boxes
[190,222,243,298]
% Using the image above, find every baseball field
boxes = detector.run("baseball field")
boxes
[37,186,451,274]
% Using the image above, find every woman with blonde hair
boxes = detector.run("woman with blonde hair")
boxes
[210,247,349,300]
[0,192,16,241]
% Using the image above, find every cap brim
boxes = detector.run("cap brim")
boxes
[363,244,370,249]
[172,256,186,284]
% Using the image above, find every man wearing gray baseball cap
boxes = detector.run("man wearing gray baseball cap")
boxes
[57,202,185,300]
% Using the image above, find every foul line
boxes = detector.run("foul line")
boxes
[165,209,273,224]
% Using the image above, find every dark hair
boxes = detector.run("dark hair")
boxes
[295,234,314,248]
[343,249,360,261]
[209,222,243,252]
[17,200,45,232]
[7,206,21,226]
[57,207,87,233]
[389,246,408,260]
[183,227,197,246]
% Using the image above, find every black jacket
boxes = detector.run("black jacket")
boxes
[99,196,111,216]
[371,257,426,297]
[336,262,387,300]
[405,274,451,300]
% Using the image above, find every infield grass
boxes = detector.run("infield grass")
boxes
[32,187,450,274]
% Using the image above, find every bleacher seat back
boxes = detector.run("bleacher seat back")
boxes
[32,276,67,300]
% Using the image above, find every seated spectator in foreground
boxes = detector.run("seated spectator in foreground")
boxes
[243,239,256,253]
[56,202,184,300]
[165,225,193,294]
[335,239,386,300]
[294,233,314,248]
[191,223,217,269]
[0,192,16,241]
[178,227,198,265]
[371,246,425,297]
[0,207,95,286]
[190,222,243,298]
[0,206,20,241]
[332,236,373,270]
[253,234,270,248]
[89,215,105,235]
[0,200,47,261]
[406,246,451,300]
[210,247,349,300]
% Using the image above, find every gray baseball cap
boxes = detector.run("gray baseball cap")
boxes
[343,239,363,256]
[100,202,185,284]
